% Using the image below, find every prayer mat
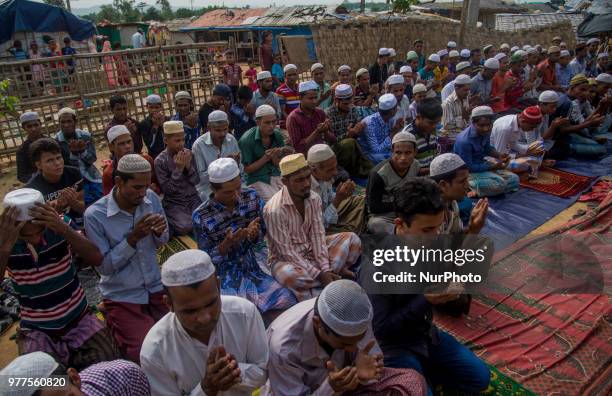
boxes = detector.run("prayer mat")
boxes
[435,365,535,396]
[435,192,612,396]
[157,237,192,265]
[578,178,612,203]
[519,167,595,197]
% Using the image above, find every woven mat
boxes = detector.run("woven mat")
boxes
[519,167,595,198]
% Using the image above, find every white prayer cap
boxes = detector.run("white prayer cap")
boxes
[378,47,390,56]
[356,68,369,78]
[3,188,44,222]
[310,63,324,72]
[107,125,130,143]
[255,104,277,118]
[208,110,228,124]
[406,50,418,61]
[299,80,319,93]
[447,41,457,48]
[515,49,527,58]
[146,94,162,104]
[392,131,416,145]
[456,61,471,72]
[20,111,39,124]
[547,46,561,54]
[174,91,191,101]
[597,52,608,59]
[510,46,519,53]
[538,90,559,103]
[389,48,396,57]
[449,50,460,58]
[163,120,184,135]
[316,279,373,337]
[117,154,151,173]
[560,42,567,47]
[56,107,76,119]
[484,58,500,70]
[560,50,571,57]
[428,53,441,63]
[307,144,335,164]
[527,47,538,55]
[386,74,404,86]
[587,38,599,45]
[161,249,215,287]
[337,64,351,73]
[257,71,271,80]
[500,43,510,50]
[413,83,427,94]
[334,84,353,99]
[378,93,397,111]
[430,153,466,177]
[595,73,612,84]
[454,74,472,85]
[522,45,532,50]
[283,64,298,73]
[460,49,471,58]
[426,89,437,99]
[208,157,240,183]
[437,49,448,57]
[0,352,59,396]
[471,105,494,119]
[552,36,562,42]
[494,53,507,61]
[399,65,412,74]
[483,44,493,52]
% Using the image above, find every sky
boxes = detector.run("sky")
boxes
[68,0,348,9]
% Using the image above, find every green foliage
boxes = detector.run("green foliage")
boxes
[340,2,391,12]
[0,79,20,118]
[390,0,418,13]
[156,0,173,20]
[113,0,141,22]
[143,6,163,21]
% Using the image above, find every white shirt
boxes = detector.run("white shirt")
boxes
[441,81,455,102]
[132,32,145,49]
[491,114,534,156]
[392,95,411,124]
[140,296,268,396]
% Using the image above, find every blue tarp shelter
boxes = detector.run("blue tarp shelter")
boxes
[0,0,96,44]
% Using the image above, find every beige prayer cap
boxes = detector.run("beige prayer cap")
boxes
[163,120,183,135]
[307,144,335,164]
[175,91,192,101]
[356,68,369,78]
[161,249,215,287]
[280,153,308,176]
[392,131,417,146]
[255,104,276,118]
[547,46,561,54]
[107,125,130,143]
[117,154,151,173]
[56,107,76,119]
[3,188,44,222]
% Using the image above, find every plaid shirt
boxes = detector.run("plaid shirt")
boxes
[80,359,150,395]
[325,105,362,140]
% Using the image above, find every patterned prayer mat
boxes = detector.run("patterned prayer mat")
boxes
[435,365,535,396]
[435,192,612,396]
[157,237,193,265]
[519,167,595,198]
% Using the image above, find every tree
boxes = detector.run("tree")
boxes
[98,4,122,22]
[156,0,173,20]
[175,8,196,18]
[143,6,163,21]
[390,0,418,13]
[0,79,19,119]
[113,0,141,22]
[43,0,66,8]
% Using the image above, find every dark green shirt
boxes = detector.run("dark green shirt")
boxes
[239,126,285,185]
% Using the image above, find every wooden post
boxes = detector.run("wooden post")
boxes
[459,0,480,47]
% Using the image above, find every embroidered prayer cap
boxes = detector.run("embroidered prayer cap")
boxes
[429,153,466,177]
[334,84,353,99]
[146,94,162,104]
[560,50,571,57]
[107,125,130,143]
[299,80,319,93]
[161,249,215,287]
[484,58,500,70]
[412,83,427,94]
[378,93,397,111]
[471,105,494,119]
[521,106,543,124]
[586,38,599,45]
[174,91,192,101]
[515,49,527,58]
[510,46,519,53]
[406,50,418,61]
[527,47,538,55]
[257,71,271,80]
[280,153,308,176]
[0,352,59,396]
[494,53,507,61]
[437,49,448,57]
[595,73,612,84]
[399,65,412,74]
[483,44,493,52]
[356,68,369,77]
[553,36,562,42]
[20,111,39,124]
[454,74,472,86]
[538,90,559,103]
[449,50,460,58]
[212,84,232,98]
[56,107,76,119]
[597,52,608,59]
[569,73,589,87]
[163,120,183,135]
[255,104,277,118]
[428,53,441,63]
[337,64,351,73]
[389,48,396,57]
[208,157,240,183]
[283,63,298,73]
[547,46,561,54]
[3,188,44,222]
[307,144,335,164]
[500,43,510,50]
[447,41,457,48]
[378,47,390,56]
[391,131,416,146]
[117,154,151,173]
[460,49,471,58]
[386,74,404,86]
[316,279,373,337]
[310,63,324,72]
[456,61,471,72]
[208,110,228,123]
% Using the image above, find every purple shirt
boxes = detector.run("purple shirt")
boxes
[153,149,200,206]
[286,107,336,154]
[80,359,151,395]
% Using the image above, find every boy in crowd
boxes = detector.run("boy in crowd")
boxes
[172,91,201,150]
[230,86,256,140]
[137,94,168,159]
[105,95,142,154]
[222,50,242,102]
[16,111,44,183]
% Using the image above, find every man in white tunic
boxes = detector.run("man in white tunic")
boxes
[140,249,268,396]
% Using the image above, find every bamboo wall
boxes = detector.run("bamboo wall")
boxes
[0,41,229,164]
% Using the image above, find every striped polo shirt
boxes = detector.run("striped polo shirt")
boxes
[7,216,88,331]
[276,83,300,115]
[402,122,438,168]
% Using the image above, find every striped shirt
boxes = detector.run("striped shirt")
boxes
[402,122,437,168]
[276,83,300,117]
[263,186,330,280]
[441,91,469,138]
[7,216,88,331]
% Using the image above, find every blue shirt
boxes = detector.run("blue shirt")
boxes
[56,129,102,183]
[271,63,284,82]
[9,48,29,60]
[453,125,494,173]
[230,103,256,141]
[171,113,201,149]
[84,188,169,304]
[555,63,573,90]
[360,112,393,165]
[418,67,434,82]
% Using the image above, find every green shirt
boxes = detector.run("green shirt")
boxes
[239,126,286,185]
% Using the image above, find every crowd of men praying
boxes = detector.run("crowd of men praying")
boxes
[0,35,610,395]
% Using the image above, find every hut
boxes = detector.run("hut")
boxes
[96,21,150,49]
[411,0,526,28]
[164,18,197,45]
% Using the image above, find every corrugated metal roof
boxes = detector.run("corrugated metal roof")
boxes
[413,0,525,13]
[252,6,351,27]
[186,8,267,29]
[495,12,585,32]
[163,18,195,32]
